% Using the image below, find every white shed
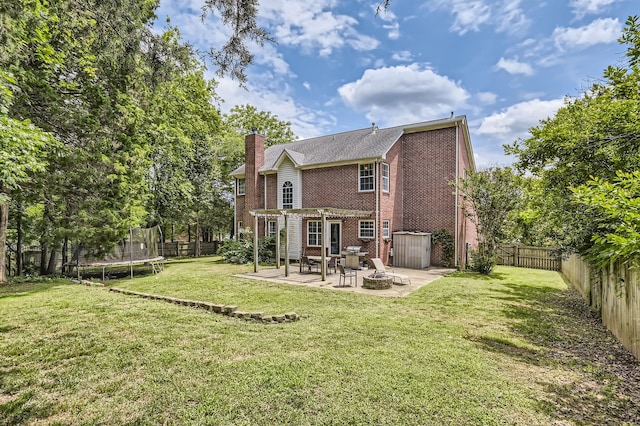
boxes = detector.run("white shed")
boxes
[392,232,432,269]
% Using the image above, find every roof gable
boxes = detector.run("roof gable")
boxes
[231,115,472,176]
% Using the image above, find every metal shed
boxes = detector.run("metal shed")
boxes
[392,232,432,269]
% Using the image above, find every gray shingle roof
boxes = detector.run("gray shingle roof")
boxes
[231,115,466,176]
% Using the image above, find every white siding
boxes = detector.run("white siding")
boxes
[277,158,302,259]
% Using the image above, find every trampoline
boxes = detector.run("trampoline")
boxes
[67,226,165,280]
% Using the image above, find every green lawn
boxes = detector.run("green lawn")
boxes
[1,258,637,425]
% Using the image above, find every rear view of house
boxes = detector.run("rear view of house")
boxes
[231,115,476,268]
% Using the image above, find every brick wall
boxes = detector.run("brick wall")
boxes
[379,141,403,264]
[456,125,477,267]
[244,133,265,236]
[400,128,457,266]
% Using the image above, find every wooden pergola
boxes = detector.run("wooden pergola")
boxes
[249,208,373,281]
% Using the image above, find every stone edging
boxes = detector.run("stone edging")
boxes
[71,279,105,287]
[108,287,300,324]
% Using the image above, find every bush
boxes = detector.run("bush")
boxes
[217,236,276,264]
[469,249,495,275]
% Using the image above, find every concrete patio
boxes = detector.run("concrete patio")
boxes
[235,264,456,297]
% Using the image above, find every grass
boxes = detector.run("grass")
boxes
[0,258,637,425]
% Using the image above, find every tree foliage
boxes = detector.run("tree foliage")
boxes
[572,171,640,268]
[505,15,640,258]
[458,167,523,274]
[223,104,295,148]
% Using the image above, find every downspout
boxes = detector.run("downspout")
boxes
[233,179,237,240]
[454,121,460,268]
[264,174,267,236]
[375,160,380,259]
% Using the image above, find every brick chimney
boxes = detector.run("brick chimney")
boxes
[244,130,265,227]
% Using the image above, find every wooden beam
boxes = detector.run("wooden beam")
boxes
[253,214,259,273]
[284,213,289,277]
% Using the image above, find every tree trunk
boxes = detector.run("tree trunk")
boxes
[195,219,201,257]
[39,241,48,276]
[47,248,57,275]
[0,200,8,283]
[62,238,68,274]
[17,201,23,276]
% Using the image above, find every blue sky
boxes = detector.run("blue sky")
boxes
[155,0,636,167]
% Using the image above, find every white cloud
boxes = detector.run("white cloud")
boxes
[215,76,334,140]
[391,51,413,62]
[374,5,401,39]
[477,98,565,143]
[477,92,498,104]
[252,43,295,77]
[571,0,620,19]
[495,57,534,75]
[428,0,529,35]
[259,0,379,56]
[303,82,311,90]
[446,0,492,35]
[553,18,622,50]
[495,0,530,34]
[338,64,469,126]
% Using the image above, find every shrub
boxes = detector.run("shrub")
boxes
[469,249,495,275]
[217,235,276,264]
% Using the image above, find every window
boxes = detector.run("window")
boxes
[282,181,293,209]
[268,221,277,237]
[382,163,390,192]
[359,163,374,191]
[359,220,375,239]
[237,221,243,240]
[237,178,245,195]
[382,220,390,238]
[307,221,322,246]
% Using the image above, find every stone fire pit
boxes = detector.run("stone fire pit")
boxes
[362,273,393,290]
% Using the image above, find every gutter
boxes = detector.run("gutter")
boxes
[233,180,237,240]
[375,160,380,259]
[454,121,459,268]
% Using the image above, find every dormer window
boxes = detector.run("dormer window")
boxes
[237,178,245,195]
[282,181,293,209]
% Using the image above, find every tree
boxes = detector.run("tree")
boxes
[1,0,206,273]
[505,15,640,256]
[458,167,523,274]
[0,74,56,283]
[572,171,640,268]
[223,104,295,148]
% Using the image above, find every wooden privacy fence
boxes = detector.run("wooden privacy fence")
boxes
[496,244,561,271]
[562,254,640,360]
[159,242,220,257]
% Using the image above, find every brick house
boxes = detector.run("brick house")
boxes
[231,115,476,268]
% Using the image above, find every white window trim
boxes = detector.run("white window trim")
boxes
[282,181,293,209]
[267,221,277,237]
[382,163,390,193]
[307,220,322,247]
[358,220,375,239]
[382,220,390,239]
[358,163,375,192]
[237,178,245,195]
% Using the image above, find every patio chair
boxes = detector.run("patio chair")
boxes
[369,258,411,285]
[337,264,357,287]
[300,256,318,274]
[327,256,337,274]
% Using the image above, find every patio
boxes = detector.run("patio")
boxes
[235,263,455,297]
